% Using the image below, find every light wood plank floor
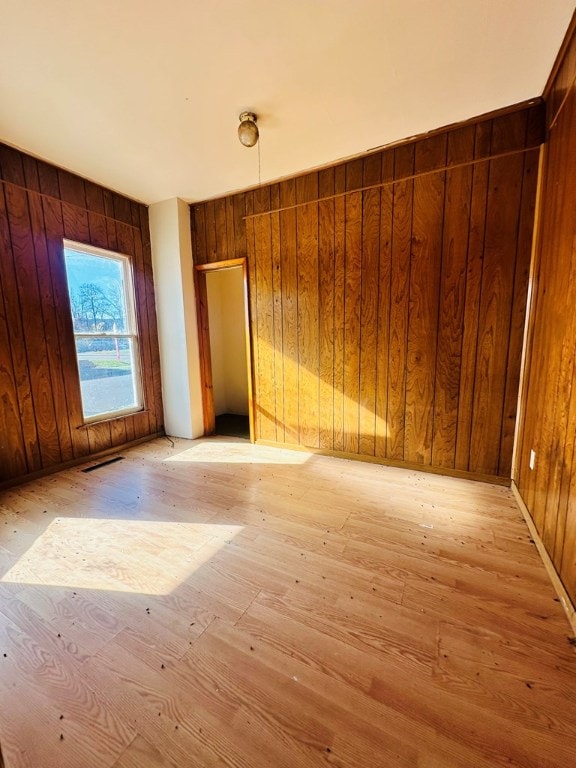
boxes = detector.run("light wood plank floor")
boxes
[1,437,575,767]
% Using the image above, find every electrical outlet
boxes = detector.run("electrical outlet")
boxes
[529,449,536,470]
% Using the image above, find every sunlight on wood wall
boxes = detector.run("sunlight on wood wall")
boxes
[192,103,543,482]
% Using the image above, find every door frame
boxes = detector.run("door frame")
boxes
[194,257,255,442]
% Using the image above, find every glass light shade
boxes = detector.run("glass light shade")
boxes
[238,113,259,147]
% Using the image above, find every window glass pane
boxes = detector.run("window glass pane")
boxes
[64,249,129,333]
[76,338,140,418]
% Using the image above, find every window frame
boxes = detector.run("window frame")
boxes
[63,239,144,424]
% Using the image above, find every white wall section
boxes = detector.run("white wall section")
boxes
[206,268,249,417]
[149,198,203,438]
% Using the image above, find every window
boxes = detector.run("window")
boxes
[63,240,143,422]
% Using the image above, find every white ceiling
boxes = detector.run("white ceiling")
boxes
[0,1,573,204]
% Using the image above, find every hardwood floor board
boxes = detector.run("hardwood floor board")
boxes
[237,601,377,691]
[195,617,499,768]
[225,533,406,606]
[248,523,347,557]
[85,636,283,768]
[256,585,436,672]
[81,661,234,768]
[433,644,576,739]
[0,436,574,767]
[438,620,576,693]
[370,667,575,768]
[14,585,122,657]
[0,685,118,768]
[402,580,567,649]
[215,497,349,533]
[148,583,231,629]
[0,611,134,767]
[340,532,553,604]
[214,503,349,551]
[190,619,418,768]
[112,735,178,768]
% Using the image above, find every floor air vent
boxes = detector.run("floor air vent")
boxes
[81,456,124,473]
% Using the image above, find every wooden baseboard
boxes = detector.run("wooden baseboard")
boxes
[0,431,165,491]
[511,481,576,633]
[255,439,510,486]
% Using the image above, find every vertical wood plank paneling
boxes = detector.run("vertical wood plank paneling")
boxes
[193,205,207,266]
[118,221,150,441]
[233,194,247,260]
[244,191,259,438]
[432,126,474,468]
[358,154,381,456]
[195,268,215,435]
[205,200,218,263]
[455,122,492,471]
[214,198,228,261]
[296,173,320,448]
[191,103,541,483]
[498,148,538,477]
[343,181,362,455]
[375,152,394,458]
[106,217,135,446]
[112,193,133,227]
[341,158,364,456]
[225,197,236,260]
[0,145,26,186]
[253,186,276,441]
[0,183,27,480]
[85,181,105,215]
[332,166,346,453]
[62,200,90,243]
[3,182,52,470]
[0,143,163,487]
[88,211,109,250]
[515,19,576,608]
[470,151,524,476]
[270,185,285,443]
[139,205,163,434]
[404,137,446,465]
[386,145,414,460]
[28,192,74,463]
[279,180,299,443]
[546,252,576,555]
[58,170,87,210]
[86,420,112,455]
[42,196,91,460]
[22,155,40,192]
[318,168,335,450]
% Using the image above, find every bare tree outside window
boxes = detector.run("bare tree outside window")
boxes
[63,241,143,421]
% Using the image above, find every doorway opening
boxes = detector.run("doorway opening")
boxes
[195,258,254,442]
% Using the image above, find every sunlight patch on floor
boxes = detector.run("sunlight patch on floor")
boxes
[0,518,243,594]
[164,441,312,465]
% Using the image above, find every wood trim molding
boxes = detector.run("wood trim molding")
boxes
[0,175,145,231]
[195,257,245,271]
[511,481,576,634]
[193,98,543,206]
[194,258,256,442]
[256,440,511,487]
[193,267,215,435]
[543,9,576,101]
[243,146,541,221]
[0,432,165,491]
[511,145,546,482]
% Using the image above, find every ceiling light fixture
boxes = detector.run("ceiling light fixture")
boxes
[238,112,259,147]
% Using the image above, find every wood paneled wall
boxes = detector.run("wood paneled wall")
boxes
[192,103,543,482]
[515,14,576,605]
[0,143,163,487]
